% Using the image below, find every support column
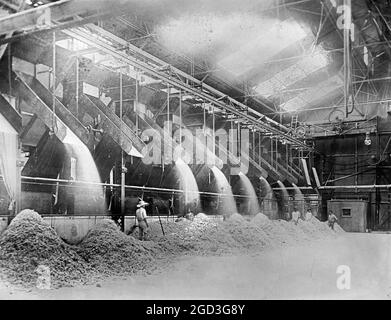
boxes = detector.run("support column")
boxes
[15,143,22,217]
[343,0,352,117]
[120,68,125,232]
[76,56,79,119]
[212,105,215,165]
[135,69,139,134]
[258,132,261,169]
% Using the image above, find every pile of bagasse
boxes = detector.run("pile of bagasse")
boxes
[0,209,343,289]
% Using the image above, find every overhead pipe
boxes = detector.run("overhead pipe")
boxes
[17,175,391,194]
[273,187,314,191]
[11,175,265,199]
[22,175,391,191]
[274,184,391,190]
[318,185,391,190]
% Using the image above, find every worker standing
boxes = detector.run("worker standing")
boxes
[136,199,149,241]
[328,211,338,230]
[305,207,312,221]
[291,207,300,225]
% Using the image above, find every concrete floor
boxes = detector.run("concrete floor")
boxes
[1,233,391,300]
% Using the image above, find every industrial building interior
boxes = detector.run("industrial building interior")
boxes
[0,0,391,300]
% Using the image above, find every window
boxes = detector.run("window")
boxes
[342,208,351,217]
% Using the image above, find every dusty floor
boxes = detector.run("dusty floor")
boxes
[1,232,391,300]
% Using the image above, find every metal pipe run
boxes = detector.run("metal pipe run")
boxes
[273,187,314,191]
[14,175,260,199]
[318,185,391,190]
[274,184,391,190]
[13,177,390,199]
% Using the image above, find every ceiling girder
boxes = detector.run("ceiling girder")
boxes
[62,26,311,150]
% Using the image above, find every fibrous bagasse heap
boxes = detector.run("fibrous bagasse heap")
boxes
[0,210,92,288]
[146,212,342,254]
[76,219,162,276]
[0,210,343,289]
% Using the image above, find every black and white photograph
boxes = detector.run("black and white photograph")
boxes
[0,0,390,303]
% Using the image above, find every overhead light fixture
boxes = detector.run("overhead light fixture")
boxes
[364,132,371,146]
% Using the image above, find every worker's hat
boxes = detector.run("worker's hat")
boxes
[137,200,149,207]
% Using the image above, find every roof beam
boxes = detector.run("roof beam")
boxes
[63,26,311,150]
